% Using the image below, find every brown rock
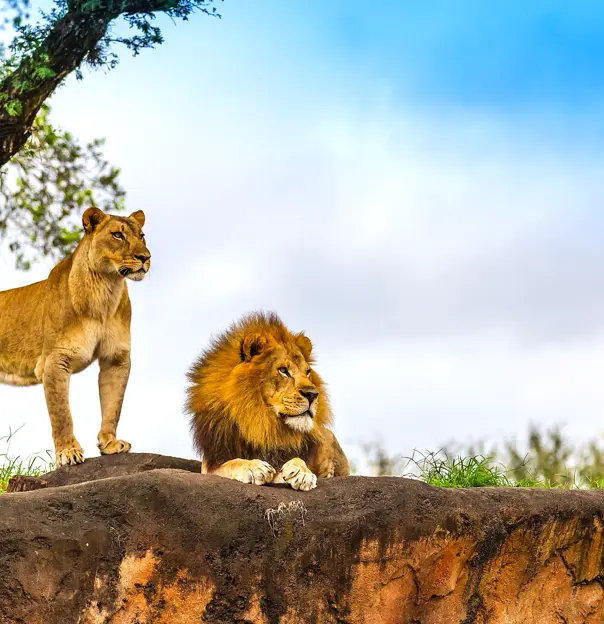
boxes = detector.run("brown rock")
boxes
[7,452,201,492]
[6,474,48,493]
[1,455,604,623]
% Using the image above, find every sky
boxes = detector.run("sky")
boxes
[2,0,604,471]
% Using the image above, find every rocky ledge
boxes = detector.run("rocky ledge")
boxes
[1,453,604,623]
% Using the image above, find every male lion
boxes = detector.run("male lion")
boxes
[185,312,350,491]
[0,207,151,467]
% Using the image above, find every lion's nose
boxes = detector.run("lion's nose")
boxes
[136,253,151,264]
[301,389,318,405]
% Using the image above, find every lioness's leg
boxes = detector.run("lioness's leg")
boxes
[203,458,276,485]
[43,352,84,467]
[277,458,317,491]
[97,352,132,455]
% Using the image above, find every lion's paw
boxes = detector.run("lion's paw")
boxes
[281,458,317,491]
[56,440,85,467]
[98,436,131,455]
[232,459,276,485]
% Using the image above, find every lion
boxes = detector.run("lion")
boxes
[0,207,151,467]
[185,312,350,491]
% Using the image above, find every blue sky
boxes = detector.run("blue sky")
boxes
[2,1,604,470]
[206,1,604,110]
[318,0,604,109]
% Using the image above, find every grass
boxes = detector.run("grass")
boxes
[2,426,601,492]
[406,450,567,489]
[0,426,54,494]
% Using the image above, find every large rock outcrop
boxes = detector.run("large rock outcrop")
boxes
[1,453,604,623]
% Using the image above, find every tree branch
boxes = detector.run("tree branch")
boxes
[0,10,111,166]
[0,0,218,167]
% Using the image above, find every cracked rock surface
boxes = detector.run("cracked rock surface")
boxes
[1,453,604,623]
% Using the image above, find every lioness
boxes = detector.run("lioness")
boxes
[0,207,151,467]
[185,312,350,491]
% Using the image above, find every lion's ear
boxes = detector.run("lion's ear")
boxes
[82,207,106,234]
[241,333,267,362]
[295,333,313,361]
[129,210,146,228]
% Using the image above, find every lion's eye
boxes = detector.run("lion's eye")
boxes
[112,232,124,240]
[140,232,145,240]
[307,369,312,377]
[278,367,290,377]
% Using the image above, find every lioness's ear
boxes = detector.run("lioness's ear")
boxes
[129,210,146,228]
[295,333,313,361]
[82,207,106,234]
[241,333,267,362]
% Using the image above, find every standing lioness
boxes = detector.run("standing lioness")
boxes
[0,207,151,467]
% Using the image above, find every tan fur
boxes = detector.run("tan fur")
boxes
[186,312,350,491]
[0,207,151,467]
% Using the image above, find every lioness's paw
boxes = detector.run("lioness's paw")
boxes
[98,436,131,455]
[56,441,85,467]
[281,458,317,491]
[232,459,276,485]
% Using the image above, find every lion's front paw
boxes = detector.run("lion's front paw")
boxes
[56,439,85,467]
[97,435,131,455]
[281,458,317,491]
[231,459,276,485]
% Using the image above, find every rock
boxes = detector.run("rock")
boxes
[7,452,201,492]
[6,474,48,493]
[1,455,604,623]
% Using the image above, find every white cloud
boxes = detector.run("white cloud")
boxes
[2,11,604,470]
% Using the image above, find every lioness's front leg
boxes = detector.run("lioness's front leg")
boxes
[278,458,317,491]
[97,352,132,455]
[203,458,276,485]
[43,352,84,467]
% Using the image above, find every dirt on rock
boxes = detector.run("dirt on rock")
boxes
[1,453,604,623]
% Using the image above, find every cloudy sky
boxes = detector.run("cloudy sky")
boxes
[2,0,604,470]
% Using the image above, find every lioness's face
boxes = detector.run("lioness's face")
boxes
[82,208,151,281]
[242,333,319,434]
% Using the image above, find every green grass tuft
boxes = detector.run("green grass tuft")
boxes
[406,450,565,489]
[0,426,54,494]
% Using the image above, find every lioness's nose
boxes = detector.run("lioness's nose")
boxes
[136,253,151,264]
[301,389,318,404]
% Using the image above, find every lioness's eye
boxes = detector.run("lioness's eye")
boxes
[112,232,124,240]
[278,367,290,377]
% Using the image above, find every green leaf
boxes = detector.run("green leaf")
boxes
[0,105,126,269]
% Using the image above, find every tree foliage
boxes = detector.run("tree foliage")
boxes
[0,0,221,166]
[0,104,124,269]
[0,0,220,268]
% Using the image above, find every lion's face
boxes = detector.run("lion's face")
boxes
[82,207,151,281]
[186,313,333,454]
[241,332,321,434]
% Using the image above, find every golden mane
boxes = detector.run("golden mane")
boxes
[185,312,333,468]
